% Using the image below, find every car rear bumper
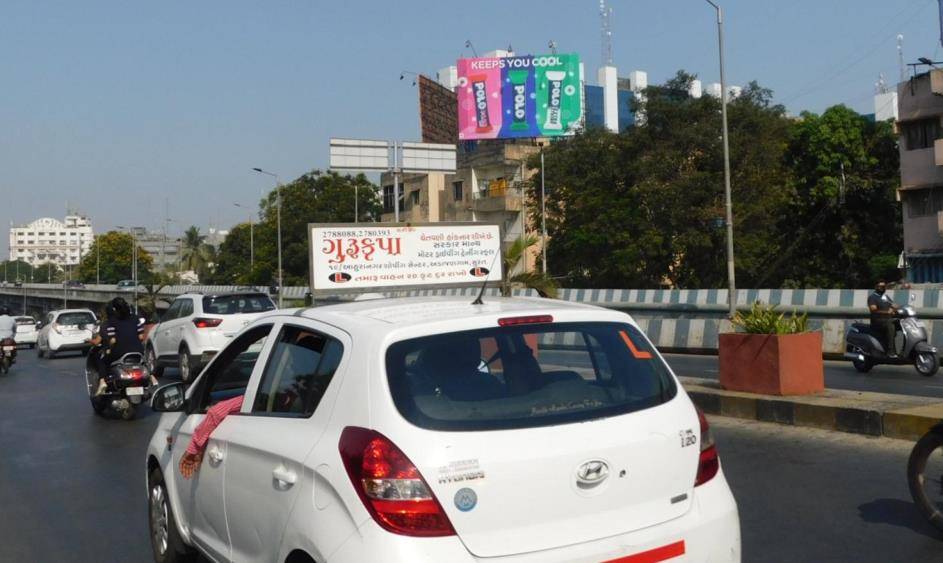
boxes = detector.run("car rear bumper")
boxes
[14,334,37,345]
[50,340,92,352]
[329,468,740,563]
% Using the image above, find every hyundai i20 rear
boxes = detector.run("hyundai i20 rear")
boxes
[145,298,739,563]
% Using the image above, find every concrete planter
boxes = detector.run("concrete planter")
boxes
[718,332,824,396]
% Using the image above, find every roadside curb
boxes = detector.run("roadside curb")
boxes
[680,376,943,441]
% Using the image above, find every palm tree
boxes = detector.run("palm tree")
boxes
[502,235,557,298]
[180,226,208,273]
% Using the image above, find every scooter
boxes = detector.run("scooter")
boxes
[0,337,16,375]
[844,305,939,377]
[84,347,154,419]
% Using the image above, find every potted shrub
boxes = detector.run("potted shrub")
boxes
[718,302,824,395]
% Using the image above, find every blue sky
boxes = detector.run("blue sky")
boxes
[2,0,940,245]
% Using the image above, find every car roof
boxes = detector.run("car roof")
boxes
[293,296,606,330]
[179,291,270,299]
[52,309,96,315]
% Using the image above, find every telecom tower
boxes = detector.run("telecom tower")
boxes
[600,0,612,66]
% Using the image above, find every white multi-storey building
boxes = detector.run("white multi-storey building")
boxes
[9,215,94,267]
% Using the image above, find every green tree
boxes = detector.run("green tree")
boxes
[1,260,35,283]
[768,105,901,287]
[76,231,154,284]
[34,262,63,283]
[528,72,791,288]
[207,222,254,285]
[502,235,558,298]
[253,170,381,286]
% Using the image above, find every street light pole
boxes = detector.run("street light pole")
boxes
[705,0,737,318]
[252,168,283,308]
[540,146,548,275]
[95,235,100,286]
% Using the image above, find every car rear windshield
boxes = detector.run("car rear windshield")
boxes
[386,321,677,431]
[15,318,35,325]
[57,312,95,326]
[202,294,275,315]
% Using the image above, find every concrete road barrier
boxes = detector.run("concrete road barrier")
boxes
[681,376,943,441]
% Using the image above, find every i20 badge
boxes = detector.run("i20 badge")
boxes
[454,487,478,512]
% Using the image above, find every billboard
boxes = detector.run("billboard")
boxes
[309,223,503,293]
[457,53,582,140]
[418,74,458,144]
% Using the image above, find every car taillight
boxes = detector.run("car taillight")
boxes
[339,427,455,537]
[695,408,719,487]
[497,315,553,326]
[52,322,62,334]
[192,318,223,329]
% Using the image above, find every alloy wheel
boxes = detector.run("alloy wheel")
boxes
[149,483,170,556]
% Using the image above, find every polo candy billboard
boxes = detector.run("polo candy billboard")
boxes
[457,53,582,140]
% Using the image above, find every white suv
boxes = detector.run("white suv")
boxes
[145,297,740,563]
[145,292,275,382]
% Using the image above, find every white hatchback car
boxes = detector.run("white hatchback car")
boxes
[37,309,97,358]
[145,297,740,563]
[146,292,276,382]
[14,316,39,348]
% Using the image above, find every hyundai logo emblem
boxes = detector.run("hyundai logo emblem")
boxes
[576,460,610,485]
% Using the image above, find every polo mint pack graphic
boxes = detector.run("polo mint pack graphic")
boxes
[457,53,582,140]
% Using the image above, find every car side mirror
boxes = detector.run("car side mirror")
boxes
[151,382,187,412]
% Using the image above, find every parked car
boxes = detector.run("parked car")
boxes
[145,292,276,382]
[64,279,85,289]
[116,279,139,291]
[145,297,740,563]
[37,309,97,358]
[13,316,39,348]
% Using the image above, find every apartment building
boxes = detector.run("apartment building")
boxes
[898,69,943,282]
[9,215,94,267]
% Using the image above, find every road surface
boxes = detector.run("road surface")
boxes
[0,349,940,561]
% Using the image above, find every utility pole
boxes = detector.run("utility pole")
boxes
[252,168,284,308]
[540,145,548,275]
[705,0,737,318]
[393,142,400,223]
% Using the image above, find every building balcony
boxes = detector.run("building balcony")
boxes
[901,147,943,190]
[471,184,524,213]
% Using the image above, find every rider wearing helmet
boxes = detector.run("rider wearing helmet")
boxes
[91,297,147,395]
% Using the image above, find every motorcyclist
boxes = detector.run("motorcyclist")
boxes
[90,297,149,395]
[868,281,898,358]
[0,306,16,340]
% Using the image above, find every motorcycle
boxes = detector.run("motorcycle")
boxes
[908,423,943,532]
[843,305,939,377]
[84,346,154,420]
[0,337,16,374]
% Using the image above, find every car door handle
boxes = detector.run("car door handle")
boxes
[272,465,297,488]
[207,446,224,464]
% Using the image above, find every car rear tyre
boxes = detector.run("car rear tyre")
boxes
[178,346,194,384]
[915,352,939,377]
[148,469,197,563]
[147,346,164,378]
[37,345,44,358]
